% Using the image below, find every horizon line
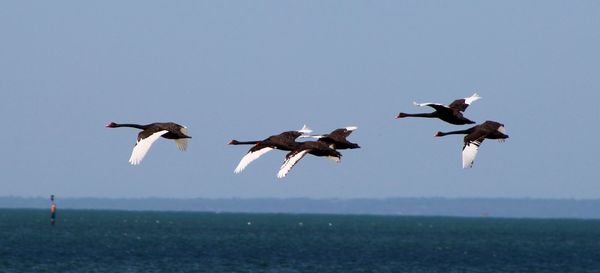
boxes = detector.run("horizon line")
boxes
[2,196,600,201]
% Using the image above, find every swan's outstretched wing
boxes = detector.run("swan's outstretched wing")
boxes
[174,126,189,151]
[129,130,169,165]
[413,101,444,107]
[413,101,448,112]
[462,140,482,168]
[277,150,310,178]
[234,147,274,173]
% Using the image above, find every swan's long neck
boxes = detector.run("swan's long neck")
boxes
[112,123,148,130]
[397,112,437,118]
[229,140,260,145]
[436,129,471,137]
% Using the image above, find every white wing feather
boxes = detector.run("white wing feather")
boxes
[497,126,507,142]
[277,150,309,178]
[464,93,482,105]
[129,130,169,165]
[174,126,189,151]
[175,139,188,151]
[497,125,506,135]
[301,135,325,139]
[462,141,481,168]
[234,147,274,174]
[413,102,445,107]
[327,156,341,162]
[298,125,313,134]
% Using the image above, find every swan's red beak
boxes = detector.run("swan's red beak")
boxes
[105,122,114,128]
[228,140,237,145]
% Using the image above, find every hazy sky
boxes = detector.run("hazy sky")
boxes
[1,1,599,199]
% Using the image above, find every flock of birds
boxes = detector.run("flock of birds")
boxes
[106,93,509,177]
[397,93,509,168]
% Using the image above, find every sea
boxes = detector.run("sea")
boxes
[1,209,599,273]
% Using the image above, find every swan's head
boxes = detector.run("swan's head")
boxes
[105,122,117,128]
[434,131,445,137]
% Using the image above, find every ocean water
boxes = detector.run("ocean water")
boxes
[1,209,599,273]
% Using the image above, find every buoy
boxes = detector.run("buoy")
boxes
[50,195,57,226]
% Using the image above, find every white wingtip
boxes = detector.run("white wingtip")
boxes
[303,135,325,139]
[175,139,188,151]
[129,158,141,165]
[462,159,475,169]
[176,127,190,151]
[413,101,437,107]
[298,134,322,139]
[327,156,341,163]
[298,124,312,134]
[465,93,482,105]
[345,126,358,131]
[497,125,507,135]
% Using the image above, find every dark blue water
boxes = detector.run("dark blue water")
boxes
[1,209,599,273]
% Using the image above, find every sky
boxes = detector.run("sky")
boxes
[1,1,599,199]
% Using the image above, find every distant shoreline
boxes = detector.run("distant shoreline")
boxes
[2,196,599,219]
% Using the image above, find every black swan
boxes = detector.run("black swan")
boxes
[396,93,481,125]
[435,120,508,168]
[277,141,342,178]
[229,125,312,173]
[309,126,361,150]
[106,122,191,165]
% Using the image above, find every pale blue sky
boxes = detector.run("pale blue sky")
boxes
[1,1,599,199]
